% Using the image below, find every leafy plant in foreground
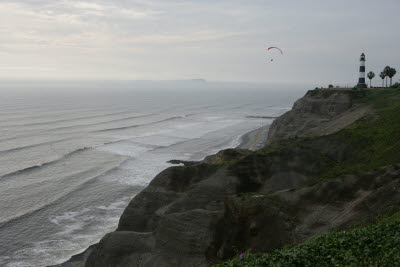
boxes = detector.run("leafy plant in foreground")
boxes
[215,210,400,267]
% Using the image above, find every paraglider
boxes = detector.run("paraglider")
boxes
[267,46,283,55]
[266,46,283,62]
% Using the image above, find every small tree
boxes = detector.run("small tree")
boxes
[387,67,397,87]
[379,71,386,88]
[367,71,375,88]
[328,84,334,88]
[384,66,391,87]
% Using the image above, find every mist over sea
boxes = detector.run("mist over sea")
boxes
[0,81,303,266]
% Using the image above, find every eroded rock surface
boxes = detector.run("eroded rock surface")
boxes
[86,89,399,267]
[86,153,400,266]
[267,89,370,144]
[216,164,400,259]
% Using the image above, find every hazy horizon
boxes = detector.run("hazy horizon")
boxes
[0,80,315,99]
[0,0,399,86]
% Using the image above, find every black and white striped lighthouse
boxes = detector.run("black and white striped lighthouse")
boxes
[356,53,367,88]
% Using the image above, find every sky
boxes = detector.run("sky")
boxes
[0,0,399,85]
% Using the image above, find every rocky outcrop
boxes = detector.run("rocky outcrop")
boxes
[86,145,400,266]
[87,163,235,267]
[86,89,399,267]
[216,164,400,259]
[167,159,201,166]
[267,89,370,144]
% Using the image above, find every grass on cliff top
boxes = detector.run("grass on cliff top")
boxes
[320,88,400,180]
[214,208,400,267]
[258,88,400,181]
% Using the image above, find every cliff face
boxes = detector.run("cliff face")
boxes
[217,164,400,258]
[86,89,400,267]
[267,89,370,144]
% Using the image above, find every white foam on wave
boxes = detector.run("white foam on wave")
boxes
[96,117,268,186]
[129,134,189,147]
[95,141,151,158]
[203,116,222,121]
[2,197,131,267]
[99,152,176,186]
[96,199,128,210]
[49,208,91,225]
[0,239,80,267]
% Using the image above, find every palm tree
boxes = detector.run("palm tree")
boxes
[379,72,386,88]
[387,67,397,87]
[367,71,375,88]
[384,66,391,87]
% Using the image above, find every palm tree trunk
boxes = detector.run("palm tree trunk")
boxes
[386,77,388,87]
[390,78,392,87]
[369,79,371,88]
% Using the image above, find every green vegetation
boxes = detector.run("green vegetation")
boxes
[215,208,400,267]
[392,82,400,89]
[255,88,400,181]
[367,71,375,88]
[379,71,386,87]
[319,88,400,180]
[382,66,397,87]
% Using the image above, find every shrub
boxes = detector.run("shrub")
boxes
[215,210,400,267]
[391,82,400,89]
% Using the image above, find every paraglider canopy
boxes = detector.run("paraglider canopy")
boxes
[267,46,283,55]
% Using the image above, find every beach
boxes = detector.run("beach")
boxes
[236,124,270,150]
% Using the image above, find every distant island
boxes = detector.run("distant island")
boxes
[191,79,207,82]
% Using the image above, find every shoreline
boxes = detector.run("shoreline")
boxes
[49,245,96,267]
[50,123,271,267]
[236,124,270,150]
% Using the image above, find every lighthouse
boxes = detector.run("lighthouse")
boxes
[356,53,367,88]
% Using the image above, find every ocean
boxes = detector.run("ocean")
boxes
[0,83,302,266]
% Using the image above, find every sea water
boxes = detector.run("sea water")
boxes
[0,83,302,266]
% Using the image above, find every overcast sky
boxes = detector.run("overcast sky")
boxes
[0,0,399,85]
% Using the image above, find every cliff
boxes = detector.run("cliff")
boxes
[267,89,370,144]
[86,88,400,267]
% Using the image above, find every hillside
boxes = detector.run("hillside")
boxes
[216,208,400,266]
[85,88,400,267]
